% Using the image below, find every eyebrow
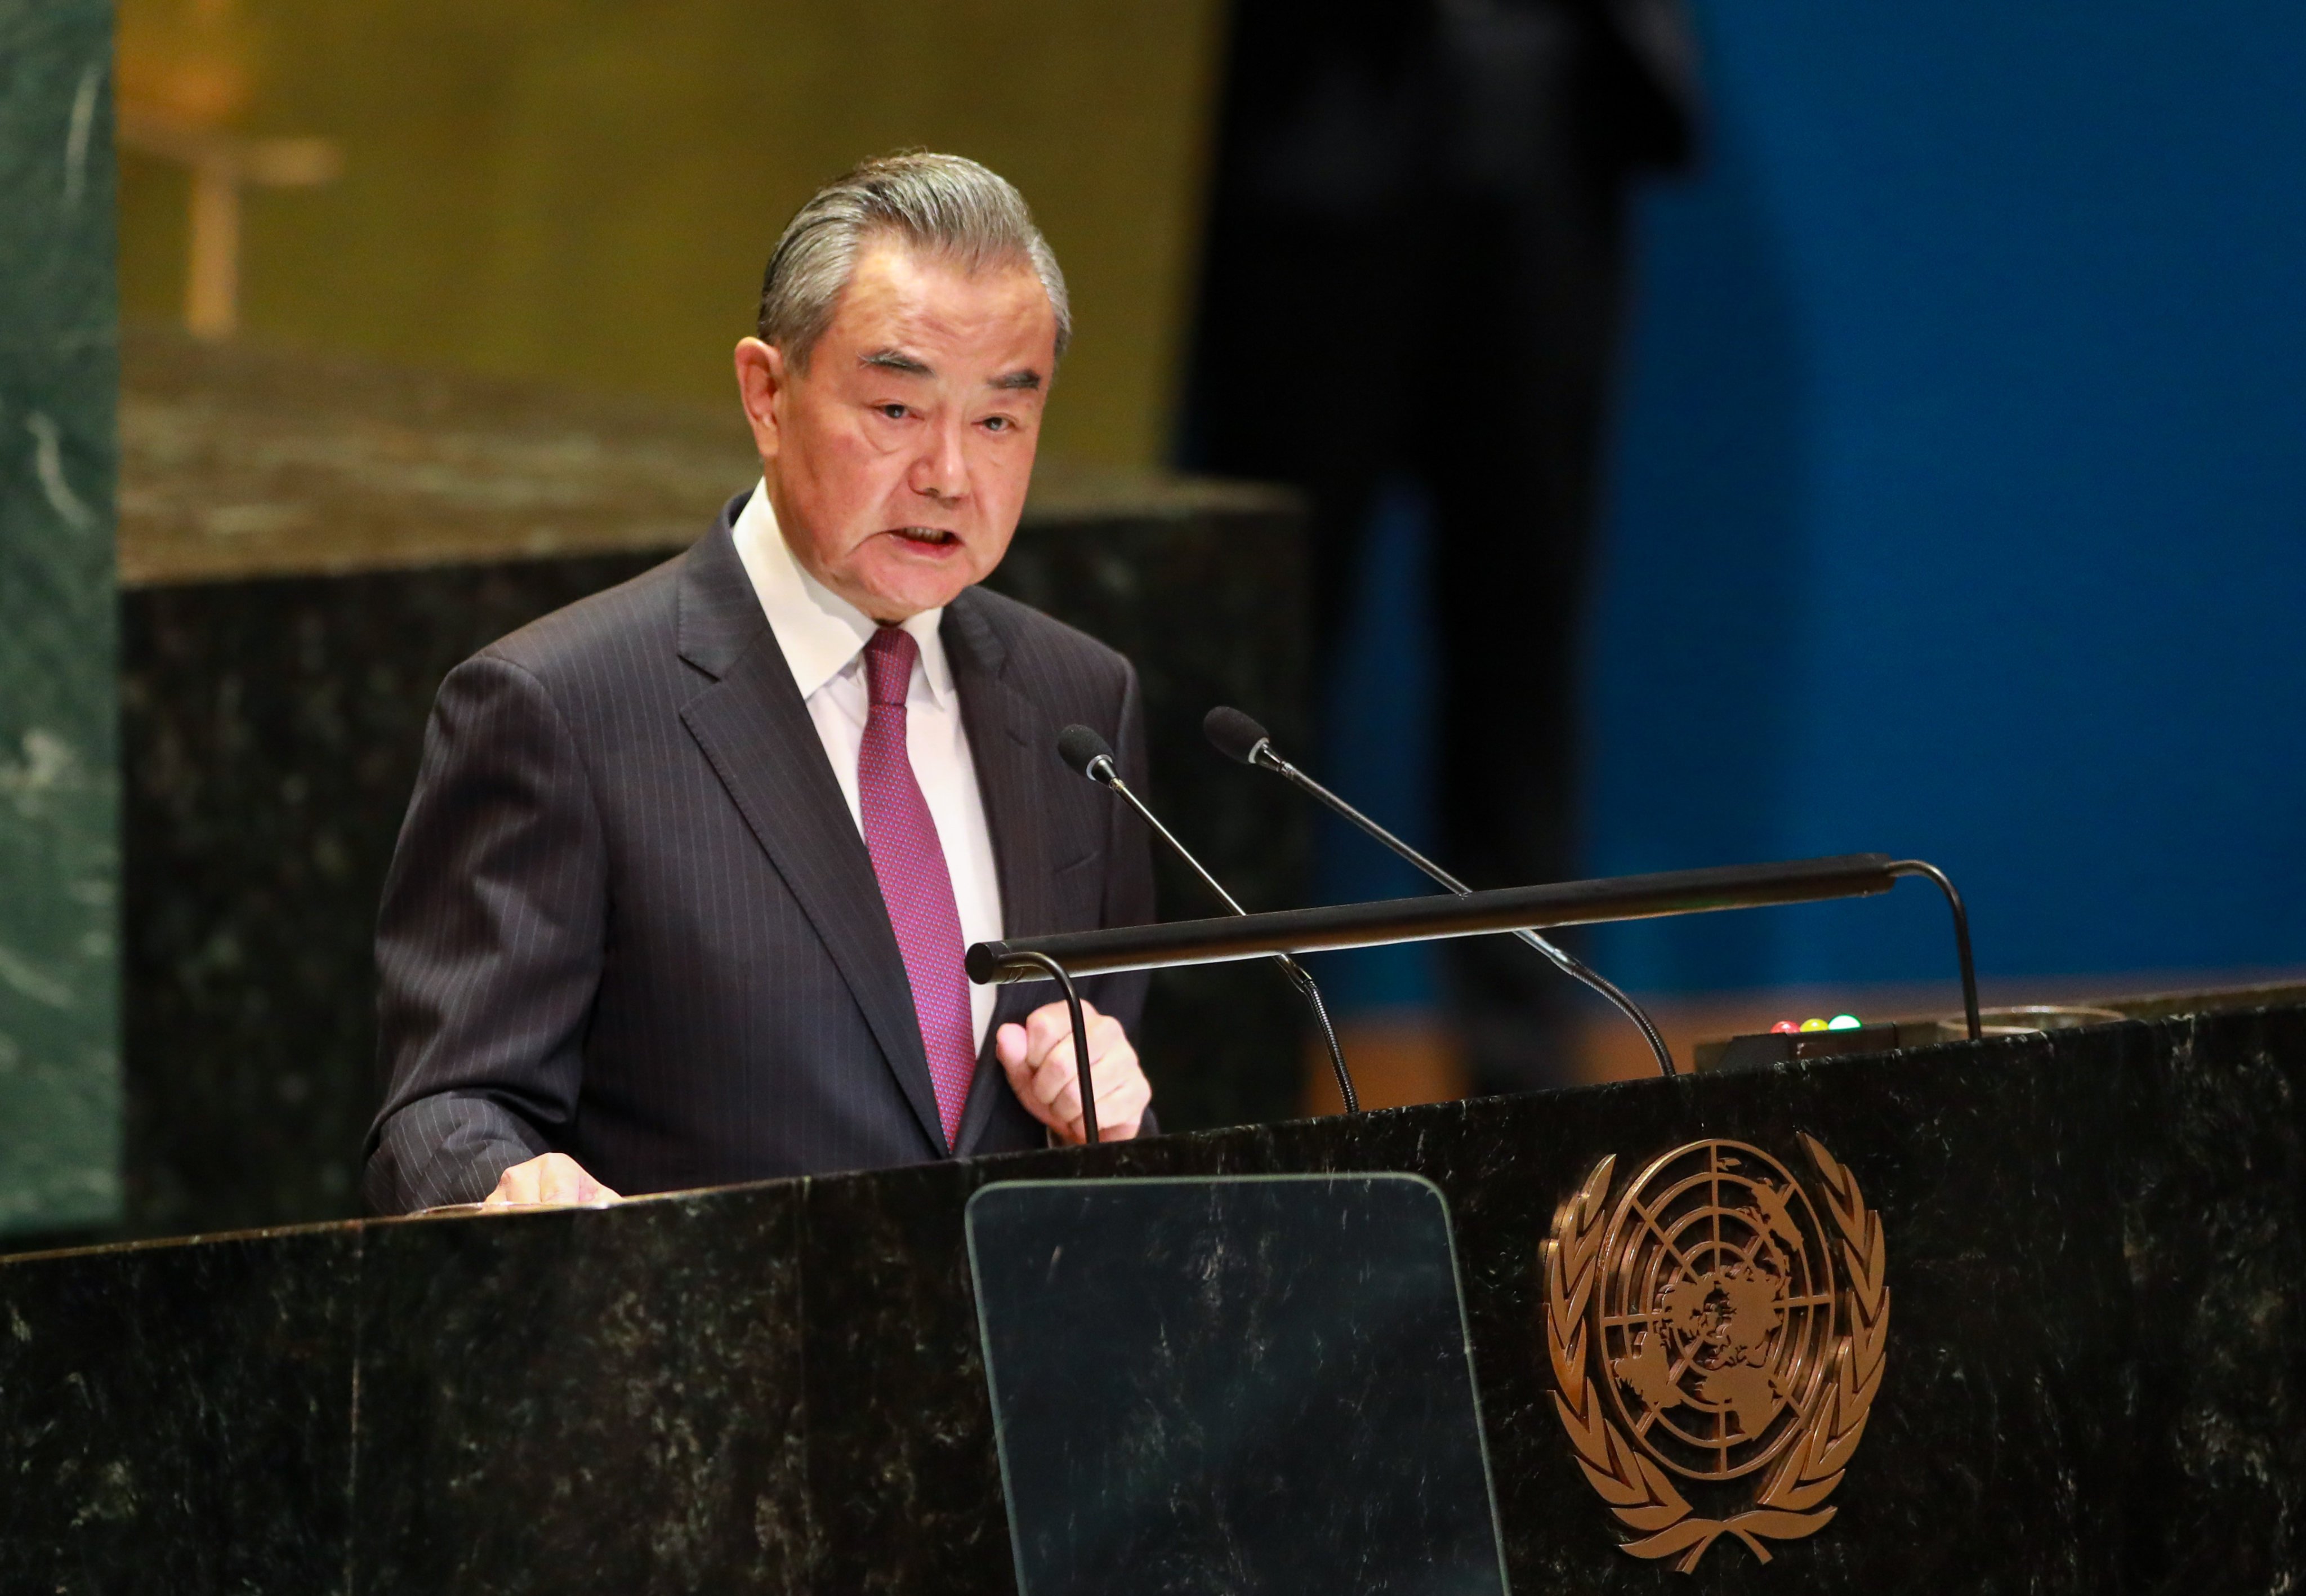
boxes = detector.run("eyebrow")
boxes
[858,348,1043,392]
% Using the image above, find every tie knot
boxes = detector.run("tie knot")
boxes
[863,625,918,707]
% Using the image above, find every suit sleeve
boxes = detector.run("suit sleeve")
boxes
[363,653,608,1212]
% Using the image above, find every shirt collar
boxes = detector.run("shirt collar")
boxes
[730,479,954,705]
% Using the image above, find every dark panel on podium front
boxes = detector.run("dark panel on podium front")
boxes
[969,1175,1507,1595]
[347,1185,809,1593]
[2,1005,2299,1591]
[114,494,1309,1239]
[0,1227,359,1594]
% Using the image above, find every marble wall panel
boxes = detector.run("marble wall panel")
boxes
[0,1,121,1233]
[122,554,661,1236]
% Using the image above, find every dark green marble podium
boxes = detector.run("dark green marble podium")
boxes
[4,989,2301,1591]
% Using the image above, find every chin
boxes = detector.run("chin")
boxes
[845,529,998,617]
[858,568,976,619]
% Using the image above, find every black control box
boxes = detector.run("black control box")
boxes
[1694,1022,1912,1074]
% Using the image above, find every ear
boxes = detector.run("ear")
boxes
[734,336,788,462]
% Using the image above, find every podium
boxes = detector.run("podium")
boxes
[3,995,2302,1591]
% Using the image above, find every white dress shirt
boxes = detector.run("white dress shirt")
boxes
[730,481,1005,1051]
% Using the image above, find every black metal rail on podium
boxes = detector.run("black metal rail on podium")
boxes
[969,853,1982,1088]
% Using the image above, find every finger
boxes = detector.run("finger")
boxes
[1079,1013,1140,1134]
[1085,1059,1147,1141]
[998,1025,1074,1135]
[1032,1058,1086,1141]
[1026,998,1108,1065]
[1025,1003,1070,1064]
[545,1154,621,1206]
[485,1165,533,1208]
[998,1030,1051,1122]
[1099,1069,1152,1139]
[1091,1059,1141,1114]
[1027,1026,1079,1104]
[1087,1015,1127,1068]
[1083,1022,1136,1100]
[1033,1053,1085,1127]
[537,1155,587,1206]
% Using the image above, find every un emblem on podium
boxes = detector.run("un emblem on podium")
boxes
[1542,1135,1889,1572]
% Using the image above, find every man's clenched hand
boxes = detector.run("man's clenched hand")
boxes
[483,1152,623,1209]
[994,1000,1150,1144]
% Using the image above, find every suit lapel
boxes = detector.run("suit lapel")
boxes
[944,594,1063,1156]
[674,514,948,1155]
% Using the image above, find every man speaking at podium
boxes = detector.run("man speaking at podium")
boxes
[364,154,1157,1213]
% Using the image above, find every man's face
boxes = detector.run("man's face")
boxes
[736,240,1056,622]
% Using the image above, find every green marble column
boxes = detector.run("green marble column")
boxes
[0,2,120,1232]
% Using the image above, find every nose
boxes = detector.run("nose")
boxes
[908,413,968,504]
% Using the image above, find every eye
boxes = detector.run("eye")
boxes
[877,403,908,420]
[982,415,1012,433]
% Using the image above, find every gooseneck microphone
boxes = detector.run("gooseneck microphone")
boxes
[1203,706,1680,1078]
[1057,724,1362,1114]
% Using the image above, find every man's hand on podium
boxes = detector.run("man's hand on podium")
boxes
[470,1008,1147,1197]
[483,1152,625,1210]
[996,1000,1150,1145]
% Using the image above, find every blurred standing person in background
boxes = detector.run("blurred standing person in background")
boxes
[1185,0,1699,1095]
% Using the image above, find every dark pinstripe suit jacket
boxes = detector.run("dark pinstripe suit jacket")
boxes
[364,497,1156,1212]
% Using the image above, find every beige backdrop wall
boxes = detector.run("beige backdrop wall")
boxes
[117,0,1226,469]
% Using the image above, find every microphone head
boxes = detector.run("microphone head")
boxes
[1203,706,1272,766]
[1056,723,1118,782]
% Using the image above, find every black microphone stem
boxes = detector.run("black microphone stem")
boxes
[995,949,1099,1148]
[1089,757,1362,1114]
[1886,859,1982,1041]
[1102,760,1249,917]
[1243,740,1679,1080]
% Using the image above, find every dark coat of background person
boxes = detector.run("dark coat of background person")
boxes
[1184,0,1698,1090]
[364,496,1156,1212]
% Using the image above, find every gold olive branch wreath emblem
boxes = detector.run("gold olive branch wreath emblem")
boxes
[1542,1134,1889,1573]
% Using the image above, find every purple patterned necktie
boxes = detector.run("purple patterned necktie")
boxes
[856,626,975,1149]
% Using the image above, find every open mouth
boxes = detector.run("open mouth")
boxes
[890,525,961,549]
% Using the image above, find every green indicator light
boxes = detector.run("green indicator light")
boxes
[1828,1014,1862,1031]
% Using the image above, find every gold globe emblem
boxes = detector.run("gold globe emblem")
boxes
[1594,1140,1837,1481]
[1543,1134,1889,1572]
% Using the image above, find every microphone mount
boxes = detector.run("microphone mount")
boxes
[970,851,1984,1050]
[1205,706,1680,1077]
[1056,724,1362,1113]
[994,949,1099,1149]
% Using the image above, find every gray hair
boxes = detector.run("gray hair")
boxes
[756,151,1071,368]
